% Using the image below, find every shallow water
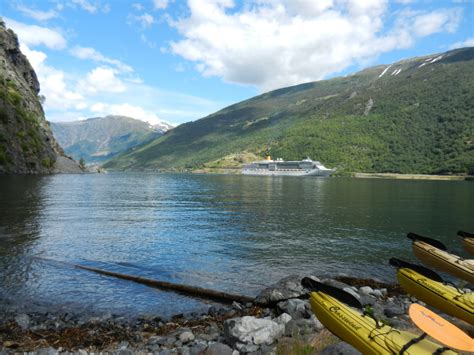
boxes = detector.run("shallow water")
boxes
[0,173,472,316]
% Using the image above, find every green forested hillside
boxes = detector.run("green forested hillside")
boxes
[105,48,474,174]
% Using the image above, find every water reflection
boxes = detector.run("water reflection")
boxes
[0,173,473,316]
[0,175,47,305]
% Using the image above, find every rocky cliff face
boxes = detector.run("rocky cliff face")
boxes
[0,21,80,173]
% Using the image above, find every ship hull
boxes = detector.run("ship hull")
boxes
[241,169,334,177]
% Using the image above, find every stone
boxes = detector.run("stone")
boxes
[15,313,30,330]
[117,341,129,349]
[3,341,19,348]
[308,314,324,331]
[224,316,285,346]
[255,275,306,304]
[117,349,133,355]
[371,289,383,299]
[152,336,176,347]
[359,286,374,296]
[197,332,219,342]
[274,313,292,325]
[232,301,243,310]
[295,319,319,335]
[36,347,58,355]
[174,340,183,347]
[189,343,207,355]
[179,347,190,355]
[284,319,300,337]
[384,304,405,318]
[259,344,277,355]
[319,341,360,355]
[147,335,163,345]
[359,294,376,306]
[276,299,309,320]
[148,344,161,352]
[208,306,218,316]
[179,331,195,343]
[204,342,233,355]
[235,342,260,353]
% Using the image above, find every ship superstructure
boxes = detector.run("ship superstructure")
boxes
[242,157,335,176]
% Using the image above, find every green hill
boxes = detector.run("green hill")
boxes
[104,48,474,175]
[50,115,170,163]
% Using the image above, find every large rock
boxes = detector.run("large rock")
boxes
[277,299,311,320]
[204,342,233,355]
[255,275,307,305]
[319,342,360,354]
[224,316,285,346]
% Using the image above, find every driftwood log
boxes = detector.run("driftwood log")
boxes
[34,257,254,304]
[74,264,255,304]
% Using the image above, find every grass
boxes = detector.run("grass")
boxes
[276,329,340,355]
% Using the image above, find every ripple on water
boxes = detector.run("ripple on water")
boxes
[0,173,472,316]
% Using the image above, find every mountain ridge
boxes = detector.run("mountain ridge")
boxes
[104,47,474,174]
[50,115,172,163]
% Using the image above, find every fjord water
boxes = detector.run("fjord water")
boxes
[0,173,472,317]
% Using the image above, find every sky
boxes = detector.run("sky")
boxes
[1,0,473,126]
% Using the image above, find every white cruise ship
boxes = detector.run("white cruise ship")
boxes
[242,157,335,177]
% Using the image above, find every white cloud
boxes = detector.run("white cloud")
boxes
[169,0,463,92]
[395,0,416,4]
[153,0,169,10]
[132,3,143,11]
[450,37,474,49]
[128,13,155,29]
[20,44,86,111]
[70,46,133,73]
[412,8,462,37]
[16,5,59,21]
[4,18,66,50]
[80,67,127,94]
[72,0,98,14]
[89,102,167,125]
[140,33,157,48]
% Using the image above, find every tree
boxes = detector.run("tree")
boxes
[79,157,86,171]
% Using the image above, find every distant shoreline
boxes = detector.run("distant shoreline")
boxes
[353,172,470,181]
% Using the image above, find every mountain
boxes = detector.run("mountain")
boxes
[50,115,172,163]
[0,20,80,174]
[104,48,474,175]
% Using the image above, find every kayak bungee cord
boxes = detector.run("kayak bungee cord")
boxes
[301,277,456,354]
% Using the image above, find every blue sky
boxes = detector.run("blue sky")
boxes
[2,0,473,126]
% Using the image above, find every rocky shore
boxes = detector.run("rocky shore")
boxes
[1,275,471,354]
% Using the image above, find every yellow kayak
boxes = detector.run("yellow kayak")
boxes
[408,233,474,283]
[458,231,474,256]
[302,277,456,354]
[390,258,474,325]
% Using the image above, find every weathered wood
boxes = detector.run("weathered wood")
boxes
[74,264,255,304]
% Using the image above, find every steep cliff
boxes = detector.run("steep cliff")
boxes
[0,21,79,173]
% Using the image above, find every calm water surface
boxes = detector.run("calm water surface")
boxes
[0,173,473,317]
